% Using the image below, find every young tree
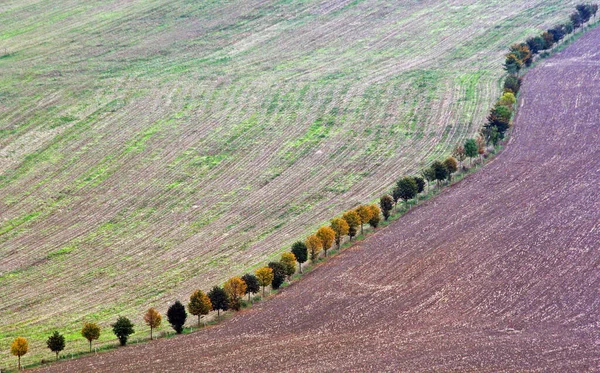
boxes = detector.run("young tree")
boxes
[316,226,336,256]
[541,31,555,49]
[143,308,162,340]
[526,35,545,54]
[330,217,349,250]
[443,157,458,181]
[395,177,418,208]
[503,76,522,95]
[452,145,466,169]
[241,273,260,301]
[268,262,286,290]
[503,54,522,75]
[509,43,532,66]
[224,277,247,311]
[81,322,101,352]
[207,286,229,319]
[290,241,308,273]
[421,168,436,192]
[354,205,372,235]
[46,331,65,361]
[464,139,478,167]
[563,21,575,34]
[431,161,448,187]
[487,104,512,137]
[255,267,274,297]
[380,194,394,220]
[499,92,516,107]
[368,204,381,228]
[280,252,297,279]
[412,176,426,203]
[11,337,28,370]
[476,136,486,162]
[570,11,583,29]
[342,210,360,240]
[188,290,212,326]
[166,300,187,333]
[305,234,323,262]
[112,316,135,346]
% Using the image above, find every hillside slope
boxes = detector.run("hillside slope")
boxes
[36,22,600,372]
[0,0,581,364]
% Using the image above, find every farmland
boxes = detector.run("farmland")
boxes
[0,0,585,366]
[34,22,600,371]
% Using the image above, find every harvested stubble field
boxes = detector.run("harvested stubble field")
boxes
[34,22,600,372]
[0,0,586,366]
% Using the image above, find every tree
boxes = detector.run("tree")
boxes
[548,25,566,43]
[207,286,229,319]
[81,322,101,352]
[188,290,212,326]
[305,234,323,262]
[268,261,286,290]
[143,308,162,340]
[224,277,247,311]
[342,210,360,240]
[166,300,187,333]
[290,241,308,273]
[431,161,448,187]
[330,218,349,250]
[380,194,394,220]
[576,4,593,23]
[452,145,466,169]
[46,331,65,361]
[570,11,583,29]
[354,205,372,235]
[509,43,532,66]
[368,204,381,228]
[487,103,512,137]
[503,53,522,75]
[421,168,435,192]
[499,92,516,106]
[11,337,28,370]
[503,76,522,94]
[412,176,425,194]
[280,252,297,279]
[316,225,336,256]
[443,157,458,181]
[564,21,575,34]
[526,35,545,54]
[241,273,260,301]
[541,31,555,50]
[395,177,418,208]
[464,138,478,166]
[112,316,135,346]
[476,136,486,162]
[255,267,274,297]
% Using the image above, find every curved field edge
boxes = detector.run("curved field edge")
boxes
[0,0,587,367]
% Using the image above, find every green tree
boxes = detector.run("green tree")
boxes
[431,161,448,187]
[443,157,458,181]
[330,218,349,249]
[464,139,478,166]
[255,267,274,297]
[268,262,286,290]
[280,252,297,278]
[112,316,135,346]
[143,308,162,340]
[342,210,360,240]
[503,76,521,95]
[11,337,28,370]
[395,177,418,209]
[46,331,65,361]
[503,53,522,75]
[316,225,336,256]
[81,322,101,352]
[290,242,308,273]
[188,290,212,326]
[208,286,229,319]
[166,300,187,333]
[368,204,381,228]
[380,194,394,220]
[421,168,436,192]
[224,277,247,311]
[306,234,323,261]
[487,104,512,136]
[241,273,260,301]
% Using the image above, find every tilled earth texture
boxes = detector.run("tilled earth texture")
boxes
[37,19,600,373]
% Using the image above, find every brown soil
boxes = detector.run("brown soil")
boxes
[37,25,600,373]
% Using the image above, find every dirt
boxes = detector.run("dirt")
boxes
[35,21,600,373]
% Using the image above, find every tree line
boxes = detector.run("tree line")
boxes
[6,3,598,370]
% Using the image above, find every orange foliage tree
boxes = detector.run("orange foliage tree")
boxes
[316,226,335,257]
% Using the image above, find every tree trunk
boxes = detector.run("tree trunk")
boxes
[299,262,302,274]
[18,355,21,370]
[262,286,265,298]
[150,326,153,340]
[56,351,59,361]
[198,315,201,327]
[89,340,92,353]
[360,223,364,235]
[217,309,220,319]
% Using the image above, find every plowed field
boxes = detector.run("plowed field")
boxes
[35,19,600,373]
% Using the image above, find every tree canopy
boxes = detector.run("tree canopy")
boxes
[46,331,65,360]
[81,322,101,352]
[166,300,187,333]
[143,308,162,340]
[316,225,336,256]
[290,241,308,272]
[255,267,274,297]
[208,286,229,318]
[188,290,212,325]
[112,316,135,346]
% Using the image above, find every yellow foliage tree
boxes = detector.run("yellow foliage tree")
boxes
[280,252,297,278]
[368,204,381,228]
[143,307,162,340]
[188,290,212,326]
[354,205,373,235]
[316,226,336,257]
[305,234,323,262]
[330,217,349,249]
[342,210,361,240]
[255,267,274,297]
[81,322,101,352]
[11,337,28,370]
[224,277,247,311]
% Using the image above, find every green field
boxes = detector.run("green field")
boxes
[0,0,578,368]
